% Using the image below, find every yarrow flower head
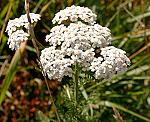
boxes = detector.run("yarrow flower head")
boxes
[40,47,74,81]
[40,5,130,81]
[7,30,29,50]
[52,5,97,25]
[46,22,111,50]
[6,13,41,50]
[90,46,130,79]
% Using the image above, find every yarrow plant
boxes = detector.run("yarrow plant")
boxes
[6,13,41,50]
[3,3,133,121]
[5,6,130,82]
[40,5,130,82]
[3,2,150,121]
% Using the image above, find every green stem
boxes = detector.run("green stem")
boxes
[74,62,79,120]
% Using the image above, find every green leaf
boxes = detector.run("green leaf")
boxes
[36,110,50,122]
[127,65,150,76]
[0,54,18,104]
[0,41,27,105]
[99,101,150,122]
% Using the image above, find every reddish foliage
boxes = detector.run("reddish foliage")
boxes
[0,70,60,121]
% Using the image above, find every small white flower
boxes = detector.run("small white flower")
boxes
[6,18,22,36]
[7,30,29,50]
[20,13,41,29]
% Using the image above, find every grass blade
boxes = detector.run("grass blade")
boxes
[99,101,150,121]
[0,41,27,105]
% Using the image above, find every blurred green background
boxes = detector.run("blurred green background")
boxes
[0,0,150,122]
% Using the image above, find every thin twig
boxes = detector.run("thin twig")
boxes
[113,107,124,122]
[25,0,61,121]
[39,1,54,15]
[123,7,144,27]
[129,43,150,59]
[126,12,150,23]
[25,0,40,58]
[106,11,119,27]
[0,0,13,44]
[0,56,9,77]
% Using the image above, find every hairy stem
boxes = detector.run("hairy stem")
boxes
[74,62,79,120]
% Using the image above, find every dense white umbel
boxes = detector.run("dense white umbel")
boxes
[90,46,130,79]
[40,47,74,81]
[52,5,97,25]
[7,30,29,50]
[46,22,111,50]
[6,13,41,50]
[40,5,130,81]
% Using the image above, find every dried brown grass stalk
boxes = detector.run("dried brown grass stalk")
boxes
[113,107,124,122]
[25,0,61,121]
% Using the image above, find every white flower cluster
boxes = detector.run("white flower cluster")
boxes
[7,30,29,50]
[6,13,41,50]
[69,48,95,71]
[40,5,130,81]
[52,5,97,24]
[90,46,130,79]
[46,22,111,50]
[40,47,95,81]
[40,47,74,81]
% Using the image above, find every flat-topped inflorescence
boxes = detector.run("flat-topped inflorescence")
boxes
[40,5,130,81]
[40,47,74,81]
[90,46,130,79]
[46,22,111,51]
[52,5,97,25]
